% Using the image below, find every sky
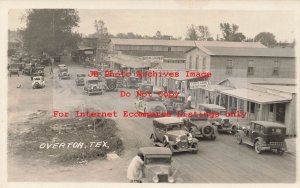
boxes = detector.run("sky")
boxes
[8,9,297,42]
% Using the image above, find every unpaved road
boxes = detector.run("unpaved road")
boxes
[7,57,296,183]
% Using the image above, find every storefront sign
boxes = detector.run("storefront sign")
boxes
[190,81,208,89]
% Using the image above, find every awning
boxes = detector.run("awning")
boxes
[110,54,150,69]
[221,88,291,104]
[197,84,232,92]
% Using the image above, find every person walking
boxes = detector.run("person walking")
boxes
[50,57,54,74]
[187,94,192,109]
[127,153,144,183]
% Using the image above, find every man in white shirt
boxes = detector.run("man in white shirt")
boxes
[187,94,192,109]
[127,152,144,183]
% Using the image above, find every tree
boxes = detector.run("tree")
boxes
[219,23,245,42]
[254,32,277,47]
[94,20,108,38]
[197,25,211,41]
[186,25,198,40]
[22,9,80,55]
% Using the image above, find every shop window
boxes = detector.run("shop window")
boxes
[273,60,279,75]
[250,102,255,113]
[189,55,192,69]
[269,104,273,112]
[247,60,254,76]
[226,60,233,75]
[276,103,285,123]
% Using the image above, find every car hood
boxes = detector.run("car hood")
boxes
[167,130,189,138]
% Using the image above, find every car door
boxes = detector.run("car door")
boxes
[155,123,165,142]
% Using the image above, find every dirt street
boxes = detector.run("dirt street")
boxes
[7,57,296,183]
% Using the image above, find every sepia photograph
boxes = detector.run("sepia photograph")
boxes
[1,0,299,186]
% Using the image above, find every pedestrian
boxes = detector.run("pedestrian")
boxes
[187,94,192,109]
[127,152,144,183]
[50,57,54,74]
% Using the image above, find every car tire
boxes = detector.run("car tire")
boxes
[151,134,158,142]
[236,134,242,144]
[165,143,173,154]
[255,141,262,154]
[231,126,237,135]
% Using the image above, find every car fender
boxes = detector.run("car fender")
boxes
[163,135,169,143]
[255,137,264,145]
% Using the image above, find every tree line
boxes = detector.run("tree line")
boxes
[19,9,294,56]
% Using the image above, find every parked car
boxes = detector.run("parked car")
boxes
[22,64,32,75]
[75,73,86,86]
[236,121,287,154]
[59,71,71,79]
[150,117,198,154]
[8,63,19,77]
[163,96,185,114]
[105,77,118,91]
[124,76,139,89]
[136,83,153,99]
[31,76,45,89]
[198,103,237,134]
[32,66,45,77]
[58,64,68,73]
[135,96,167,116]
[139,147,177,183]
[83,77,104,96]
[183,109,217,140]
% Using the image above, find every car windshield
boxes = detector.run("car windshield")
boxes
[145,157,171,164]
[34,78,40,80]
[10,64,18,68]
[166,123,184,131]
[77,74,86,77]
[88,80,99,84]
[266,128,284,135]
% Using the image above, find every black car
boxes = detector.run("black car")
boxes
[105,77,117,91]
[236,121,287,155]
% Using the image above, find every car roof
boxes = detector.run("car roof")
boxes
[84,77,99,81]
[198,103,226,110]
[153,117,183,124]
[77,73,86,76]
[58,64,66,67]
[33,76,43,78]
[139,147,172,155]
[252,121,286,128]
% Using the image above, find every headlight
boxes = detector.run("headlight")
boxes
[188,137,193,142]
[176,137,180,142]
[168,176,175,183]
[153,176,159,183]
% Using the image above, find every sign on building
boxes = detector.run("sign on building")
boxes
[190,81,208,89]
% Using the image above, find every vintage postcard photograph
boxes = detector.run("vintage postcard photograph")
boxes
[1,0,299,187]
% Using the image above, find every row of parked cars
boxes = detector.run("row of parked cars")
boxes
[138,115,287,183]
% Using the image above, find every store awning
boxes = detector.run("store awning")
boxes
[110,54,150,69]
[221,88,291,104]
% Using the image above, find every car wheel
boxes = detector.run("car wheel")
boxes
[255,141,262,154]
[151,134,158,142]
[277,149,285,155]
[231,126,237,134]
[236,134,242,144]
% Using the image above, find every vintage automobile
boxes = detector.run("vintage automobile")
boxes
[183,109,217,140]
[136,83,154,99]
[32,66,45,77]
[22,64,32,75]
[75,73,86,86]
[105,77,118,91]
[59,71,71,79]
[8,63,19,77]
[135,96,167,116]
[58,64,68,72]
[31,76,45,89]
[236,121,287,155]
[139,147,177,183]
[199,103,237,134]
[163,96,185,114]
[83,77,104,96]
[124,76,139,89]
[150,117,198,154]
